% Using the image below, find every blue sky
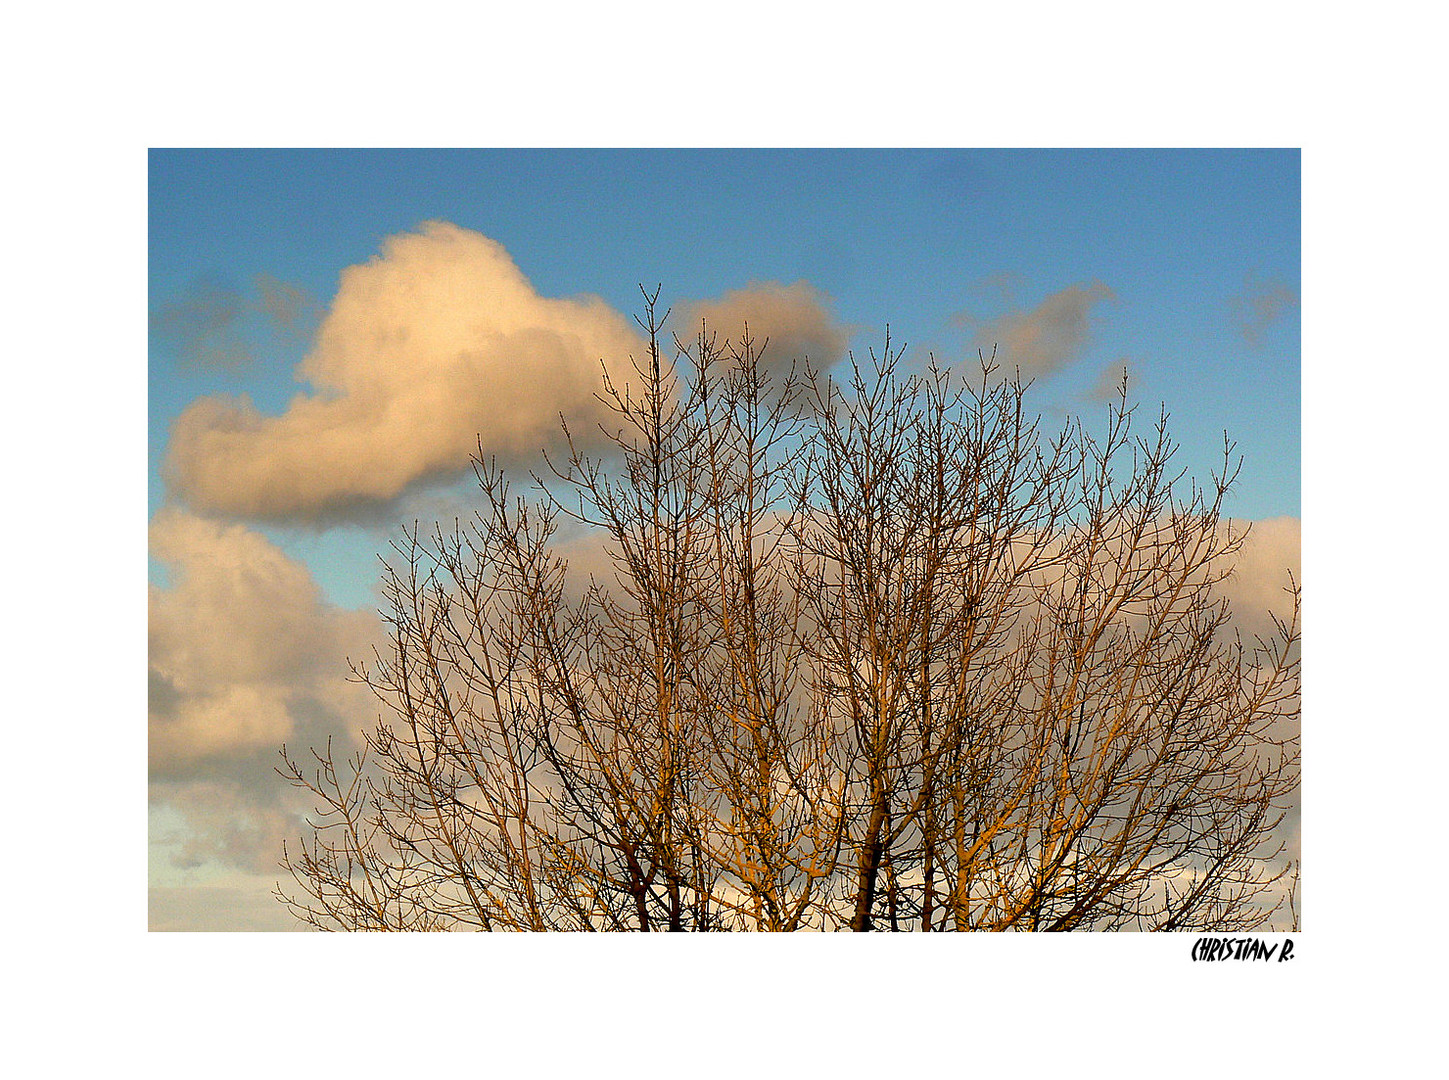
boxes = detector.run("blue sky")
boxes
[148,150,1300,930]
[151,149,1299,612]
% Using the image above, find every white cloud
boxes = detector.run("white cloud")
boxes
[148,507,377,776]
[148,509,384,922]
[165,221,648,522]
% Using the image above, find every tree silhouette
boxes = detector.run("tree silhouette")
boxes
[278,292,1299,931]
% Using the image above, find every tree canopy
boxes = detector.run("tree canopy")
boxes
[279,295,1300,931]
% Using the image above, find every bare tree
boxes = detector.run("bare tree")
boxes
[278,292,1299,931]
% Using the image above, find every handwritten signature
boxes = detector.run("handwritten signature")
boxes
[1191,937,1295,962]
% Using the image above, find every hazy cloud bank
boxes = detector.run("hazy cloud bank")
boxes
[146,505,1298,926]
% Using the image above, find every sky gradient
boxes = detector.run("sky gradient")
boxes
[148,149,1300,930]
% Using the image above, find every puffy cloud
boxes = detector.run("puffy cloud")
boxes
[675,280,850,384]
[148,507,377,777]
[959,280,1115,378]
[164,222,648,523]
[149,509,382,920]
